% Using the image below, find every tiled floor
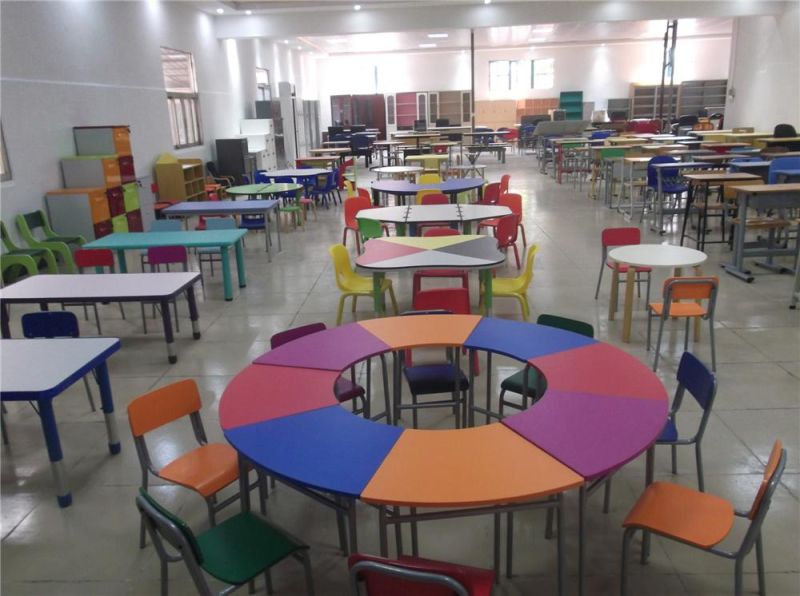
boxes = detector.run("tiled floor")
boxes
[2,153,798,595]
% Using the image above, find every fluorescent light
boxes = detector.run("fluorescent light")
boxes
[428,33,449,39]
[245,9,252,15]
[215,7,224,14]
[419,43,437,48]
[484,0,492,4]
[354,4,361,10]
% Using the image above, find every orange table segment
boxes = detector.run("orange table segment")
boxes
[219,364,339,430]
[530,342,668,401]
[359,315,482,350]
[361,424,583,507]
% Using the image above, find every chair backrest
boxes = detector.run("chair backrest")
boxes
[661,276,719,320]
[128,379,202,438]
[497,193,522,217]
[273,176,294,184]
[357,187,371,200]
[773,123,797,138]
[271,323,326,349]
[357,217,384,242]
[330,243,360,290]
[148,219,182,232]
[74,248,115,270]
[676,351,717,411]
[499,174,511,194]
[21,311,80,338]
[768,156,800,184]
[344,196,372,227]
[495,214,519,247]
[419,173,442,184]
[254,171,269,183]
[647,155,679,187]
[423,227,460,237]
[590,130,614,140]
[420,193,449,206]
[536,313,594,338]
[412,287,471,314]
[728,156,761,172]
[204,217,236,231]
[747,440,786,521]
[416,189,440,205]
[351,135,371,150]
[1,220,20,251]
[517,244,539,288]
[135,489,204,567]
[19,211,47,237]
[481,182,502,204]
[601,227,641,250]
[147,245,188,268]
[348,553,494,596]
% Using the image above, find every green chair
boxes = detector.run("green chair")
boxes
[498,314,595,417]
[1,220,58,284]
[15,210,84,273]
[357,217,385,248]
[136,489,315,596]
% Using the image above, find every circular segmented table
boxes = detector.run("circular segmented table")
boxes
[220,316,668,593]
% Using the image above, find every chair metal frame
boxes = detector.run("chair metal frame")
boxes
[594,227,652,301]
[349,559,471,596]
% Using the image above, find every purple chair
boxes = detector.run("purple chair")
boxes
[141,246,191,334]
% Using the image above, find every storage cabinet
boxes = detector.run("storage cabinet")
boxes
[630,84,678,119]
[45,185,141,241]
[61,156,121,188]
[559,91,584,120]
[216,139,256,184]
[677,80,727,116]
[74,126,132,156]
[153,154,205,202]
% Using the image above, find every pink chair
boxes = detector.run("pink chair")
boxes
[412,228,469,297]
[495,214,521,269]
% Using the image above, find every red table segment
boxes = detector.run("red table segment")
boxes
[530,342,668,401]
[503,390,668,479]
[361,424,583,507]
[220,364,339,430]
[253,322,391,371]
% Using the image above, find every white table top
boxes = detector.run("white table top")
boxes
[608,244,707,268]
[0,338,119,397]
[373,166,424,174]
[0,273,201,302]
[357,204,510,224]
[266,168,330,178]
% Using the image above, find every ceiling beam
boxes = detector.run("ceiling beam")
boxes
[213,1,787,39]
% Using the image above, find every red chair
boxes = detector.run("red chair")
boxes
[593,227,652,301]
[478,192,527,246]
[499,174,511,194]
[194,191,222,231]
[342,195,373,253]
[412,228,469,297]
[477,181,501,205]
[495,214,521,269]
[338,158,354,190]
[349,553,494,596]
[69,248,126,333]
[417,192,451,235]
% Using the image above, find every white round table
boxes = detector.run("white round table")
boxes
[608,244,707,342]
[373,165,424,181]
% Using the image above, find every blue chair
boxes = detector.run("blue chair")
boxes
[767,156,800,184]
[309,170,340,208]
[140,219,182,271]
[657,351,718,491]
[350,135,372,166]
[728,156,762,173]
[198,217,236,276]
[590,130,614,140]
[646,155,688,225]
[237,172,269,233]
[21,311,96,411]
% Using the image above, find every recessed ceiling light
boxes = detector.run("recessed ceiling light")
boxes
[428,33,449,39]
[354,4,361,10]
[484,0,492,4]
[297,46,303,50]
[215,8,224,14]
[245,9,252,15]
[419,43,437,48]
[283,39,289,44]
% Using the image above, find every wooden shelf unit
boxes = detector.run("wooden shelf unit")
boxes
[154,154,205,202]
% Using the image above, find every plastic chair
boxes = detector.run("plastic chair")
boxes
[21,311,96,411]
[415,189,440,205]
[140,219,182,271]
[141,246,190,334]
[478,192,527,246]
[495,214,521,269]
[647,276,719,372]
[128,380,250,549]
[198,218,236,277]
[338,158,354,190]
[767,156,800,184]
[348,553,494,596]
[329,244,398,325]
[418,173,442,184]
[357,217,387,248]
[480,244,538,320]
[351,134,373,166]
[400,288,472,429]
[593,227,652,300]
[342,196,373,253]
[645,155,688,219]
[417,193,451,235]
[621,440,787,596]
[15,210,83,273]
[773,123,797,137]
[0,220,58,283]
[67,248,126,333]
[309,170,339,209]
[477,182,501,205]
[498,313,594,417]
[412,227,469,298]
[272,175,305,232]
[499,174,511,194]
[136,489,314,596]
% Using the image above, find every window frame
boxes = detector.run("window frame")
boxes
[0,124,11,182]
[256,67,272,102]
[531,58,555,90]
[160,46,203,150]
[489,60,518,92]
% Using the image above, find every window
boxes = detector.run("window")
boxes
[489,60,519,92]
[532,58,555,90]
[160,47,202,149]
[0,124,10,182]
[256,67,272,102]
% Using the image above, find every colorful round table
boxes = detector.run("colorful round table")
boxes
[220,316,668,594]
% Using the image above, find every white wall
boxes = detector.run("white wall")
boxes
[0,1,302,235]
[724,3,800,130]
[315,35,731,128]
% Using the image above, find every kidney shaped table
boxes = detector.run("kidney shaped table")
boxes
[370,177,485,206]
[220,316,668,596]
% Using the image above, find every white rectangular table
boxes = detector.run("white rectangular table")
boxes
[0,273,202,363]
[0,338,121,507]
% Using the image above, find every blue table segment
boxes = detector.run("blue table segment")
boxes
[464,318,597,362]
[224,406,403,497]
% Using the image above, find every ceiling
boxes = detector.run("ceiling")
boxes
[297,18,733,55]
[216,0,481,14]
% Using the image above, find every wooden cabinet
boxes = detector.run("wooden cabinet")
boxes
[153,154,205,202]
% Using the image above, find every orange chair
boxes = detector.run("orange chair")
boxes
[647,276,719,372]
[342,195,373,253]
[495,214,521,269]
[412,228,469,297]
[478,192,527,246]
[128,380,258,548]
[621,440,786,596]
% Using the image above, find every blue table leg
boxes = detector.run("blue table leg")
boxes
[37,398,71,507]
[116,249,128,273]
[95,361,121,456]
[220,246,233,301]
[235,240,247,288]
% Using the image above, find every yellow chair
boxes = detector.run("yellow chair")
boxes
[415,189,440,205]
[419,173,442,184]
[481,245,538,320]
[329,244,399,325]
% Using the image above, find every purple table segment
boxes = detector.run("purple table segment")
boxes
[224,406,403,497]
[464,318,597,362]
[253,322,391,371]
[370,177,485,206]
[503,390,668,479]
